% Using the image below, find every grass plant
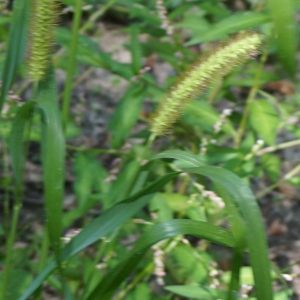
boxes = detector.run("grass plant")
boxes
[0,0,299,299]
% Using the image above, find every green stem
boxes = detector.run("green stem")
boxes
[1,106,33,300]
[256,162,300,198]
[114,263,154,300]
[62,0,83,132]
[1,202,22,300]
[256,139,300,156]
[79,0,117,34]
[234,40,269,149]
[35,230,50,300]
[3,137,10,232]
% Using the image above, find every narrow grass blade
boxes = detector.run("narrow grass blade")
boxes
[130,26,143,74]
[3,103,35,299]
[18,172,179,300]
[152,151,272,299]
[86,219,235,300]
[153,151,246,296]
[268,0,298,75]
[185,166,272,300]
[0,0,30,111]
[108,83,146,148]
[36,69,65,267]
[186,12,270,45]
[153,149,205,167]
[62,0,83,130]
[9,101,35,185]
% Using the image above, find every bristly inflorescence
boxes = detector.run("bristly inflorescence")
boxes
[150,31,262,136]
[28,0,59,82]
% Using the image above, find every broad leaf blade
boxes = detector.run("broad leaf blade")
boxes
[249,99,279,145]
[268,0,298,75]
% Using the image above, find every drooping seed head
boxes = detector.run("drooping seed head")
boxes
[150,31,262,136]
[28,0,59,81]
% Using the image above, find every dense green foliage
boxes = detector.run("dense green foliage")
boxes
[0,0,299,299]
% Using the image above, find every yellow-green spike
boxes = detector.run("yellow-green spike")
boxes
[28,0,59,82]
[150,31,262,136]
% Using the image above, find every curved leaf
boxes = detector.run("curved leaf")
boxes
[186,12,270,45]
[86,219,235,300]
[153,149,205,167]
[249,99,279,145]
[152,151,272,300]
[19,172,179,300]
[184,166,272,300]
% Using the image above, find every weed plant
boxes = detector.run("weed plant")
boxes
[0,0,299,299]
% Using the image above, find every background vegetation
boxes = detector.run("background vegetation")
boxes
[0,0,300,299]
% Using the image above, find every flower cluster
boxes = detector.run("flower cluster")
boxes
[62,228,81,244]
[0,82,22,119]
[195,183,225,208]
[156,0,173,35]
[213,108,232,133]
[244,139,264,161]
[152,242,166,286]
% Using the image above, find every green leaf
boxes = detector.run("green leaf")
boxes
[0,0,30,111]
[260,154,280,182]
[184,166,272,300]
[171,244,209,282]
[36,68,65,266]
[85,219,234,300]
[19,172,179,300]
[152,151,272,300]
[55,27,134,80]
[164,285,218,300]
[268,0,298,75]
[160,192,190,212]
[186,12,271,45]
[126,283,151,300]
[153,149,205,167]
[149,193,173,222]
[0,268,33,300]
[108,83,146,148]
[130,26,143,74]
[9,101,35,185]
[184,100,235,135]
[104,160,141,208]
[249,99,279,145]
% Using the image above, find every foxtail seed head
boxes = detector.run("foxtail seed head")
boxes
[150,32,262,136]
[28,0,59,82]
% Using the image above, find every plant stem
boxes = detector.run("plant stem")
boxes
[3,137,10,232]
[1,105,33,299]
[256,139,300,156]
[256,162,300,198]
[79,0,117,34]
[62,0,83,132]
[0,201,21,300]
[35,230,50,300]
[234,40,269,149]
